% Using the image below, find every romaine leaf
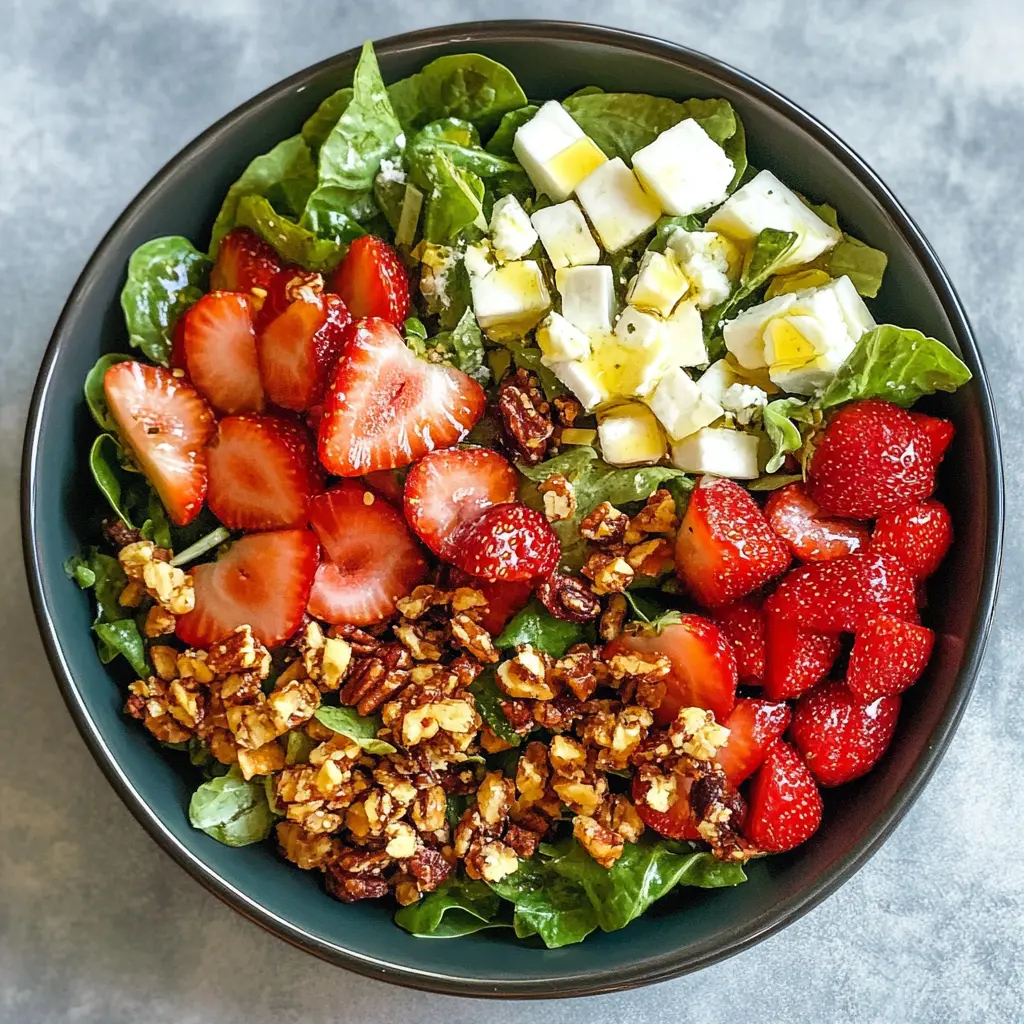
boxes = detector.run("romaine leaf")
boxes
[313,705,396,754]
[485,104,538,156]
[817,324,972,410]
[393,875,506,938]
[468,669,521,746]
[763,397,818,473]
[805,202,888,298]
[301,87,353,153]
[387,54,528,134]
[234,195,344,272]
[94,619,149,676]
[494,599,590,658]
[84,354,133,431]
[120,236,210,365]
[188,766,275,847]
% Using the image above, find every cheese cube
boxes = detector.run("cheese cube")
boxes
[646,366,724,441]
[723,292,798,369]
[614,305,664,348]
[470,261,551,340]
[671,428,760,479]
[537,312,592,363]
[557,265,616,334]
[531,201,600,269]
[598,403,667,466]
[489,195,538,262]
[667,229,740,309]
[697,359,741,405]
[575,158,661,252]
[546,358,609,411]
[721,383,768,425]
[627,250,690,317]
[464,242,494,279]
[662,300,707,367]
[829,274,876,339]
[513,101,607,201]
[632,119,735,215]
[707,170,841,271]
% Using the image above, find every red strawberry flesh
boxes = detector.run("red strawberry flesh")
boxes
[745,741,823,852]
[715,698,792,785]
[449,502,560,583]
[765,482,871,563]
[871,499,953,579]
[762,613,841,700]
[330,235,410,326]
[711,597,766,684]
[210,227,282,295]
[847,613,935,702]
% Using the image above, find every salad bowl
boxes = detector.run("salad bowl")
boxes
[22,21,1002,997]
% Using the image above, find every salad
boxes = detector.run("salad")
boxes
[67,41,972,948]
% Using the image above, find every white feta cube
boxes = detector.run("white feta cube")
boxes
[530,201,600,269]
[463,242,494,279]
[556,265,616,335]
[667,229,739,309]
[671,428,760,479]
[632,119,735,215]
[575,157,661,252]
[829,274,876,339]
[662,300,707,367]
[536,312,592,363]
[646,366,724,441]
[614,305,664,348]
[627,250,690,317]
[697,359,741,406]
[707,169,841,271]
[513,101,607,201]
[470,260,551,340]
[721,383,768,425]
[598,403,667,466]
[723,292,798,369]
[489,195,538,262]
[546,358,609,411]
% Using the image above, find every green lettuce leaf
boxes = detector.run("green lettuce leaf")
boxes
[468,669,522,746]
[313,705,396,754]
[806,203,888,298]
[501,341,567,401]
[89,434,143,527]
[817,324,972,410]
[486,105,538,156]
[414,307,490,383]
[65,549,128,623]
[301,87,353,153]
[747,472,804,492]
[408,118,522,179]
[300,185,377,245]
[83,354,133,432]
[494,599,590,659]
[169,526,231,568]
[387,54,528,134]
[120,236,210,365]
[284,729,317,765]
[648,215,704,253]
[234,195,344,272]
[94,619,149,676]
[410,149,487,246]
[394,876,506,938]
[763,397,818,473]
[188,766,275,847]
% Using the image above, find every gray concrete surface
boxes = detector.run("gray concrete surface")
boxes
[2,0,1022,1020]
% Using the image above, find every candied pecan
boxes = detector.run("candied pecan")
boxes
[411,785,447,833]
[504,824,541,858]
[476,771,515,826]
[219,671,264,707]
[237,741,285,780]
[597,794,645,843]
[599,593,628,641]
[497,368,553,465]
[496,647,556,700]
[206,625,272,678]
[341,652,409,716]
[531,691,583,732]
[579,502,628,544]
[536,573,601,623]
[538,474,577,522]
[553,394,583,428]
[149,645,179,682]
[325,871,391,903]
[102,518,141,549]
[397,585,451,621]
[276,821,340,871]
[407,846,452,891]
[449,654,483,689]
[450,613,498,663]
[500,698,535,734]
[582,552,634,595]
[514,741,550,805]
[629,489,679,536]
[550,646,597,702]
[635,675,667,711]
[394,619,445,661]
[465,838,519,882]
[328,624,384,655]
[573,814,624,868]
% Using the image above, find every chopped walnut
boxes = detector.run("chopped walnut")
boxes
[149,645,179,682]
[176,651,214,685]
[451,587,488,613]
[579,502,628,544]
[385,820,419,859]
[407,845,452,893]
[496,647,556,700]
[548,734,587,774]
[267,679,321,732]
[550,647,598,701]
[604,649,672,684]
[644,773,679,812]
[553,395,583,428]
[477,771,515,826]
[118,580,146,609]
[552,776,607,817]
[531,691,583,732]
[394,619,445,661]
[536,573,601,622]
[539,474,577,522]
[580,705,653,772]
[514,741,550,806]
[450,613,498,663]
[325,849,393,902]
[396,585,450,621]
[497,368,554,465]
[599,593,628,641]
[396,698,479,748]
[276,821,340,871]
[573,815,625,868]
[119,542,195,615]
[237,740,285,780]
[626,537,674,576]
[670,707,730,760]
[598,794,645,843]
[629,489,679,536]
[504,823,542,858]
[410,785,447,833]
[479,724,514,753]
[225,703,279,750]
[465,839,519,882]
[219,671,263,707]
[582,552,634,595]
[125,678,193,744]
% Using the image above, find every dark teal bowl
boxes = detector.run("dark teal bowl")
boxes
[22,21,1003,998]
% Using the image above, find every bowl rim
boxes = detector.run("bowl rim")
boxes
[21,19,1004,999]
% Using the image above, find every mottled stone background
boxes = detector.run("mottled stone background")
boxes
[2,1,1021,1021]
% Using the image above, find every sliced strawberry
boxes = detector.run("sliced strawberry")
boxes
[764,552,917,634]
[632,774,701,841]
[745,741,823,852]
[711,597,766,684]
[330,235,409,326]
[404,448,518,557]
[871,499,953,579]
[170,316,188,371]
[318,318,486,476]
[210,227,282,294]
[604,614,737,725]
[182,291,264,414]
[847,613,935,702]
[206,415,323,531]
[715,698,792,785]
[790,680,900,787]
[307,482,429,626]
[103,360,215,526]
[762,613,841,700]
[909,411,955,462]
[806,400,943,518]
[258,291,351,411]
[765,482,871,563]
[176,529,319,647]
[675,476,790,609]
[449,502,560,583]
[447,568,534,636]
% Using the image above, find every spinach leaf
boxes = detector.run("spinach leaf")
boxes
[301,184,379,244]
[468,670,521,747]
[502,341,567,401]
[763,397,818,473]
[394,875,506,938]
[84,354,133,431]
[817,325,972,410]
[387,54,528,134]
[445,792,473,831]
[94,619,149,676]
[234,195,344,272]
[410,149,487,246]
[210,135,318,251]
[140,490,173,549]
[314,705,396,754]
[65,549,128,623]
[648,215,703,253]
[301,87,353,153]
[188,766,275,847]
[486,104,538,156]
[120,236,210,365]
[408,118,522,180]
[89,434,141,527]
[495,599,589,658]
[284,729,317,765]
[418,307,489,383]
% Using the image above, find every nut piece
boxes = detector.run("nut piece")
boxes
[496,647,556,700]
[464,839,519,883]
[450,613,498,663]
[599,593,628,641]
[599,794,645,843]
[553,395,583,428]
[276,822,340,871]
[536,572,601,623]
[539,474,577,522]
[396,585,450,621]
[236,740,285,780]
[497,368,554,466]
[207,625,272,678]
[626,537,674,576]
[143,605,177,637]
[629,489,679,536]
[515,741,550,806]
[149,645,179,682]
[582,553,634,595]
[476,771,515,826]
[550,647,598,701]
[573,815,625,868]
[267,678,321,732]
[579,502,628,544]
[670,707,730,759]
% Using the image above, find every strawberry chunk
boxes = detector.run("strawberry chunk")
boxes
[449,502,560,583]
[176,529,319,647]
[764,552,917,633]
[330,235,409,326]
[210,227,282,294]
[404,448,518,557]
[447,568,534,636]
[871,499,953,579]
[790,680,901,787]
[675,476,789,609]
[182,291,264,414]
[715,698,792,785]
[909,411,955,462]
[711,597,766,684]
[206,415,323,531]
[762,613,841,700]
[255,269,321,330]
[631,774,701,842]
[765,482,871,563]
[847,613,935,702]
[745,741,823,852]
[257,288,351,411]
[604,614,738,725]
[318,318,486,476]
[806,400,943,518]
[103,360,215,526]
[307,482,429,626]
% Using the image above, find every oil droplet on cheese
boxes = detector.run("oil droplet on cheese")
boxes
[546,138,607,194]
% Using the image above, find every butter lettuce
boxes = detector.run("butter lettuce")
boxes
[486,104,538,156]
[806,202,888,297]
[394,876,507,938]
[412,307,489,382]
[763,397,818,473]
[302,87,353,153]
[235,195,344,272]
